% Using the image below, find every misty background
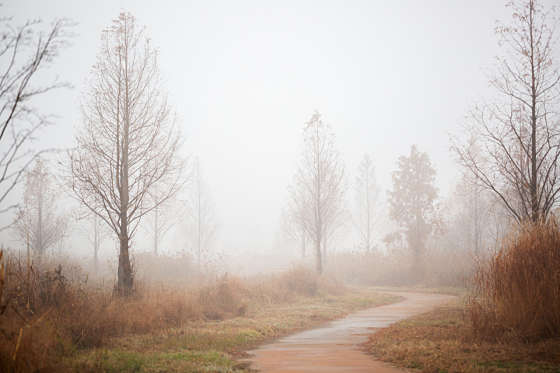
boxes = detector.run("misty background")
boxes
[1,0,548,272]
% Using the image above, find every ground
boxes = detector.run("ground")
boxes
[364,298,560,373]
[66,288,400,372]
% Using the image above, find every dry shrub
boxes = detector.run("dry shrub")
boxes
[0,253,201,372]
[0,253,342,372]
[283,266,319,296]
[198,275,248,320]
[248,266,344,305]
[469,219,560,341]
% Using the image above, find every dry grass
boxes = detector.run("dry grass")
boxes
[69,288,400,372]
[0,251,382,372]
[365,299,560,373]
[469,220,560,341]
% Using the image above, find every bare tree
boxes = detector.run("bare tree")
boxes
[13,158,67,260]
[454,0,560,223]
[281,199,308,259]
[185,159,217,273]
[389,145,438,270]
[144,185,183,255]
[88,213,103,272]
[354,154,380,252]
[0,16,71,225]
[291,111,345,274]
[69,13,185,295]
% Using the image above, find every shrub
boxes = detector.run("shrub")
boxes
[469,219,560,341]
[0,252,342,372]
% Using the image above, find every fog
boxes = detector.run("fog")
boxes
[0,0,556,270]
[4,1,560,371]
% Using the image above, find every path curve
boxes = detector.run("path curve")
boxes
[244,291,454,372]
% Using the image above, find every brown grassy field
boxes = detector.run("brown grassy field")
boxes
[69,287,399,372]
[0,251,401,372]
[365,299,560,373]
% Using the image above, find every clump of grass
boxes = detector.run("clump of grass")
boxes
[0,251,346,373]
[469,219,560,341]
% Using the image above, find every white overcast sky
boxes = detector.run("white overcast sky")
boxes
[3,0,553,256]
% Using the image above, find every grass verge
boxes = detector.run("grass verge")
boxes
[372,286,467,297]
[69,288,401,372]
[364,299,560,373]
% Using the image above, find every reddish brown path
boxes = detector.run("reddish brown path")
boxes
[244,291,454,372]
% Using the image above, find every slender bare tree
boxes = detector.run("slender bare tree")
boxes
[185,159,217,273]
[144,185,182,255]
[0,16,71,225]
[69,13,185,295]
[88,213,104,272]
[13,158,67,260]
[354,154,380,252]
[281,198,308,259]
[454,0,560,223]
[291,111,345,274]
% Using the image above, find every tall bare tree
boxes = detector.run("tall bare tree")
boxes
[291,111,345,274]
[13,158,67,259]
[185,159,217,273]
[389,145,438,269]
[70,13,185,295]
[0,16,71,225]
[454,0,560,223]
[354,154,380,252]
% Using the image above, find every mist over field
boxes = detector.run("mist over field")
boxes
[1,1,559,372]
[0,0,520,267]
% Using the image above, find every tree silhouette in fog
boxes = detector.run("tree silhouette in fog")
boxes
[13,158,67,260]
[389,145,438,273]
[455,0,560,223]
[70,13,185,296]
[354,154,380,253]
[290,111,346,274]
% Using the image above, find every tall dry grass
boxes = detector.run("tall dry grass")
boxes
[469,219,560,341]
[0,250,341,372]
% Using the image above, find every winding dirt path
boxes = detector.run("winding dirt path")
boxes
[244,291,454,372]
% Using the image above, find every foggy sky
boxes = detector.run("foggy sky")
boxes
[3,0,549,259]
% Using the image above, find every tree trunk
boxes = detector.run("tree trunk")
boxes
[529,1,539,223]
[315,237,322,274]
[94,222,99,273]
[117,233,133,296]
[154,205,159,255]
[301,230,306,258]
[117,47,133,295]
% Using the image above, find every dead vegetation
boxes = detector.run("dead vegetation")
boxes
[365,300,560,373]
[365,220,560,373]
[0,250,346,372]
[469,219,560,341]
[328,245,473,288]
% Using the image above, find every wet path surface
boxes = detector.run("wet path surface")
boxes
[244,291,454,372]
